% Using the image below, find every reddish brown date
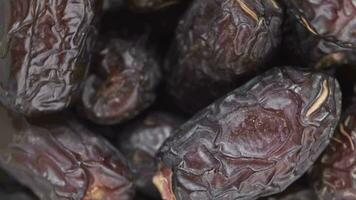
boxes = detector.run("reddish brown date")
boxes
[283,0,356,67]
[0,0,102,116]
[165,0,283,113]
[155,67,341,200]
[80,38,161,125]
[0,107,135,200]
[311,104,356,200]
[117,111,184,198]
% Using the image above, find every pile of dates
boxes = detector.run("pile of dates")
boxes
[0,0,355,200]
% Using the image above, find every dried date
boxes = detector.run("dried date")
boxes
[80,38,161,125]
[0,106,135,200]
[118,111,184,198]
[155,67,341,200]
[283,0,356,67]
[165,0,283,113]
[0,0,102,116]
[311,104,356,200]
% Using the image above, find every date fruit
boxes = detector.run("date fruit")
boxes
[155,67,341,200]
[0,192,38,200]
[81,38,161,125]
[165,0,283,113]
[283,0,356,67]
[263,185,317,200]
[0,106,135,200]
[0,0,102,116]
[118,111,184,198]
[311,104,356,200]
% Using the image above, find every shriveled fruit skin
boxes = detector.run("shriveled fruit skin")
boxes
[283,0,356,67]
[118,111,184,198]
[165,0,283,113]
[156,67,341,200]
[0,107,135,200]
[0,0,101,116]
[312,104,356,200]
[81,38,161,125]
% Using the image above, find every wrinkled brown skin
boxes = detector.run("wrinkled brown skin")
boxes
[81,38,161,125]
[0,0,101,116]
[283,0,356,67]
[0,107,135,200]
[165,0,283,113]
[312,104,356,200]
[128,0,182,12]
[156,67,342,200]
[118,112,184,198]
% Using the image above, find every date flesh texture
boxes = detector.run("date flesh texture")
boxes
[283,0,356,67]
[311,104,356,200]
[155,67,342,200]
[0,0,101,116]
[118,111,184,198]
[165,0,283,113]
[0,107,135,200]
[81,38,161,125]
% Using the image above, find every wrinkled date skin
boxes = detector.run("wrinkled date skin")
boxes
[118,112,184,198]
[165,0,283,113]
[0,107,135,200]
[312,105,356,200]
[128,0,182,12]
[283,0,356,67]
[0,0,101,116]
[155,67,341,200]
[81,38,161,125]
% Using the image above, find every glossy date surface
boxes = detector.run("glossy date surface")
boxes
[155,67,341,200]
[81,38,161,125]
[0,0,101,116]
[165,0,283,113]
[118,111,184,198]
[283,0,356,67]
[0,107,134,200]
[312,104,356,200]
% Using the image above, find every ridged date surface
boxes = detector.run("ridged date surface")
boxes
[156,67,341,200]
[312,105,356,200]
[284,0,356,67]
[118,112,184,198]
[0,107,134,200]
[0,0,101,116]
[166,0,283,113]
[81,38,161,125]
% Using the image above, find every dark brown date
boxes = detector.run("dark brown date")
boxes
[155,67,341,200]
[311,104,356,200]
[128,0,182,12]
[118,111,184,198]
[0,0,102,116]
[283,0,356,67]
[165,0,283,113]
[0,107,135,200]
[80,38,161,125]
